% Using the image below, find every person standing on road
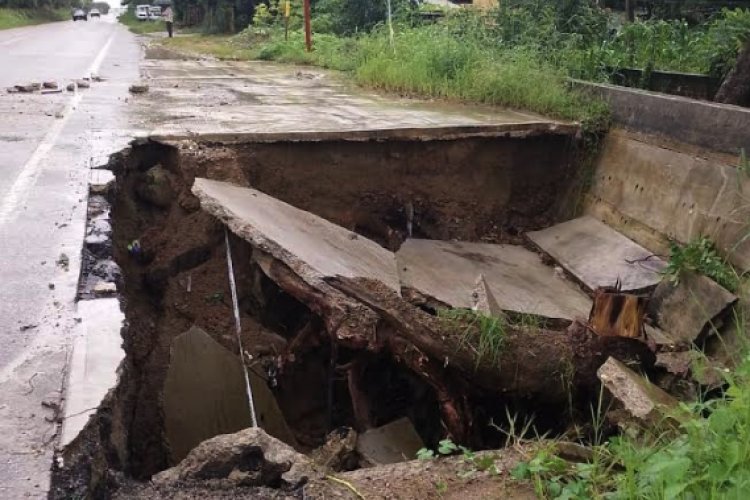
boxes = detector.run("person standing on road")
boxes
[163,5,174,38]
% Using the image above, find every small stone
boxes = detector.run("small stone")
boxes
[66,83,75,92]
[93,282,117,295]
[129,83,149,94]
[598,357,684,433]
[76,80,90,89]
[42,81,58,89]
[48,283,55,290]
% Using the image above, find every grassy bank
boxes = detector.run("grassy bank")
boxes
[0,8,68,30]
[118,8,164,35]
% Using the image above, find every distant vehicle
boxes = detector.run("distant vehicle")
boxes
[89,8,101,18]
[72,8,87,21]
[135,5,150,20]
[148,6,162,20]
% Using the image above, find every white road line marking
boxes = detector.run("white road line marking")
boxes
[0,31,116,227]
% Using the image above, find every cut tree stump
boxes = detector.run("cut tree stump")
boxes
[589,287,647,338]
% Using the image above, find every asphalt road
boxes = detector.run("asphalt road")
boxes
[0,15,141,498]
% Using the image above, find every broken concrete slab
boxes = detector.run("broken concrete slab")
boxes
[597,357,681,432]
[154,427,318,488]
[60,298,125,447]
[356,417,425,467]
[192,178,400,293]
[527,216,666,292]
[648,271,737,344]
[396,239,591,321]
[471,274,503,317]
[163,326,296,463]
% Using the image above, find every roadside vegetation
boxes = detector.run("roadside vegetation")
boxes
[158,1,750,131]
[0,7,68,30]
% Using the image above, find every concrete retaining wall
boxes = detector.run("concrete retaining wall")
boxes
[575,80,750,155]
[585,129,750,271]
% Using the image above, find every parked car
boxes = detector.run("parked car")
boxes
[72,8,87,21]
[148,6,162,20]
[135,5,150,20]
[89,8,101,18]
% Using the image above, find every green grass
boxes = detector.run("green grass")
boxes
[664,236,741,293]
[0,8,68,30]
[438,308,507,367]
[119,8,165,35]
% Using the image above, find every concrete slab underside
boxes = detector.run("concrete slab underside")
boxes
[192,178,401,292]
[397,239,592,321]
[528,216,666,292]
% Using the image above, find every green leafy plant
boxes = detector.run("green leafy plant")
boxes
[664,236,739,292]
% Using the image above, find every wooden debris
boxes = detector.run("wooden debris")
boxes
[589,286,647,338]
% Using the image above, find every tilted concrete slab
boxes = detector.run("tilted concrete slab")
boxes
[192,178,400,292]
[164,326,296,463]
[648,271,737,345]
[60,298,125,448]
[396,239,592,321]
[527,216,666,292]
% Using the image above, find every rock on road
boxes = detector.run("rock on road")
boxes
[0,14,141,498]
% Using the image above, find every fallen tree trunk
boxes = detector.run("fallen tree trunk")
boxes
[326,276,655,406]
[715,39,750,106]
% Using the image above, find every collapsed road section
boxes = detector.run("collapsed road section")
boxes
[50,124,740,498]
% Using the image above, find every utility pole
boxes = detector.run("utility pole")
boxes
[303,0,312,52]
[625,0,635,22]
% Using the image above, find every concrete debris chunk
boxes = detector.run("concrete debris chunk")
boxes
[66,82,76,92]
[135,165,175,208]
[471,273,503,317]
[14,83,38,93]
[310,427,358,472]
[93,281,117,295]
[597,357,681,432]
[42,81,58,89]
[76,79,90,89]
[648,271,737,344]
[356,417,425,467]
[154,427,318,488]
[129,82,149,94]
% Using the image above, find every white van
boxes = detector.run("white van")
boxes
[135,5,150,20]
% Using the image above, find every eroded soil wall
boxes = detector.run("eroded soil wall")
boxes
[174,132,580,248]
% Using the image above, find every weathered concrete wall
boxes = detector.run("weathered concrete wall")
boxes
[609,68,720,100]
[575,80,750,155]
[585,129,750,271]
